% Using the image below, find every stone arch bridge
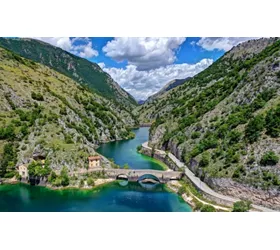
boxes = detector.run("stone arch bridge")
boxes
[71,168,183,183]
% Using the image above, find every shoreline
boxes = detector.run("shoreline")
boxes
[46,178,115,191]
[1,177,115,191]
[166,181,195,208]
[137,151,169,171]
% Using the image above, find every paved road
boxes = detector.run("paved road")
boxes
[142,142,275,212]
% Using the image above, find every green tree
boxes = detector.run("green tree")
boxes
[200,204,216,212]
[245,114,265,143]
[177,186,186,195]
[123,164,130,169]
[228,130,242,144]
[191,131,201,139]
[260,151,279,166]
[31,91,44,101]
[87,177,95,187]
[0,125,16,140]
[199,152,210,167]
[0,143,17,177]
[265,105,280,138]
[79,179,84,188]
[48,171,57,183]
[60,166,70,186]
[232,200,251,212]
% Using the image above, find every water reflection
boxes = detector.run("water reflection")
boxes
[118,180,129,187]
[138,181,160,190]
[117,180,161,191]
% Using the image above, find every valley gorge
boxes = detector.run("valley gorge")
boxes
[1,37,280,211]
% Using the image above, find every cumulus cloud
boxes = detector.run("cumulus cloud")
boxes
[197,37,260,51]
[31,37,98,58]
[99,58,213,100]
[102,37,186,70]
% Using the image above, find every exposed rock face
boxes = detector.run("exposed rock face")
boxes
[149,125,166,147]
[206,177,280,210]
[32,144,48,159]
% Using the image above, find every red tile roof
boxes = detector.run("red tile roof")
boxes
[88,156,101,161]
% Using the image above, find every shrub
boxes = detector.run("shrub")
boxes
[225,149,240,164]
[177,186,186,195]
[260,151,279,166]
[200,204,216,212]
[232,200,251,212]
[136,145,142,152]
[4,171,16,178]
[20,124,29,138]
[232,165,246,179]
[48,171,57,183]
[194,201,203,211]
[245,114,265,143]
[79,179,84,188]
[123,164,130,169]
[217,124,229,139]
[31,92,44,101]
[228,130,242,144]
[200,135,219,150]
[60,166,70,186]
[191,131,201,139]
[265,105,280,138]
[199,152,210,167]
[87,177,95,187]
[0,143,17,177]
[0,124,16,140]
[53,178,62,187]
[64,134,74,144]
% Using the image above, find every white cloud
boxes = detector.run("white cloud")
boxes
[197,37,260,51]
[31,37,98,58]
[102,37,186,70]
[99,58,213,100]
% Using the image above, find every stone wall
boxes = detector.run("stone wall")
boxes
[139,146,179,171]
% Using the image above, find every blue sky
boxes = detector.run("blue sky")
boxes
[33,37,256,100]
[77,37,225,68]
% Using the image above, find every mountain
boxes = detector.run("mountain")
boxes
[140,38,280,209]
[147,77,192,102]
[134,78,192,123]
[0,46,137,177]
[0,38,137,108]
[138,100,145,105]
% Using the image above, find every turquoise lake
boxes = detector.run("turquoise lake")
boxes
[0,127,192,212]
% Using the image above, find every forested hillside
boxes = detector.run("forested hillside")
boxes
[0,38,137,108]
[143,38,280,208]
[0,46,137,177]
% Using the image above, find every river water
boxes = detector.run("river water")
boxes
[0,127,192,212]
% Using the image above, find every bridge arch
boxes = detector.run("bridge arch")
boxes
[116,174,128,180]
[137,174,161,183]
